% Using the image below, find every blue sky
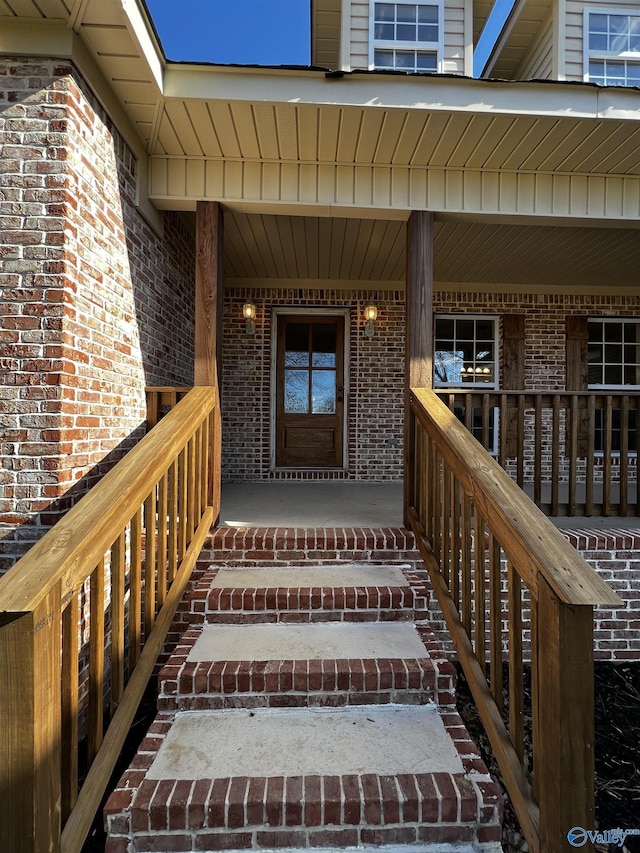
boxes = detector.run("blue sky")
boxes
[146,0,311,65]
[146,0,512,76]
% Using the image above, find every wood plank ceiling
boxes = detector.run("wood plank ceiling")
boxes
[223,212,640,288]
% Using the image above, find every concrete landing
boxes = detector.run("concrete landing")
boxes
[187,622,428,662]
[147,705,464,780]
[210,565,410,588]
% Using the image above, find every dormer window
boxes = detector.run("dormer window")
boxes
[371,1,442,73]
[584,9,640,86]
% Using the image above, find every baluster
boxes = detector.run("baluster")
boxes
[451,477,461,610]
[499,394,508,469]
[157,473,168,607]
[551,396,560,516]
[488,533,503,715]
[534,396,542,508]
[88,557,105,762]
[61,592,79,821]
[516,395,524,487]
[168,457,179,583]
[568,395,578,516]
[474,511,486,671]
[129,509,142,669]
[144,489,157,638]
[178,448,188,560]
[111,534,126,713]
[461,494,472,635]
[188,434,197,539]
[603,395,612,516]
[507,560,524,765]
[620,395,629,517]
[441,462,451,587]
[482,392,490,450]
[586,395,595,516]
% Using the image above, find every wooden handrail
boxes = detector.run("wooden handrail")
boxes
[408,388,622,853]
[414,389,619,607]
[0,385,219,853]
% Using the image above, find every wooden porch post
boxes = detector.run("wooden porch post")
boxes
[404,210,434,527]
[195,201,223,516]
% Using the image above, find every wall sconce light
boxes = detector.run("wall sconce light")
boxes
[243,302,256,335]
[364,304,378,338]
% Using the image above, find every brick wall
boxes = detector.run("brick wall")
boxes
[222,288,406,481]
[221,287,638,481]
[0,59,195,571]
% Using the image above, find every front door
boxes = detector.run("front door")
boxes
[276,315,345,468]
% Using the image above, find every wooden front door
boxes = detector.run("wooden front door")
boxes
[276,316,345,468]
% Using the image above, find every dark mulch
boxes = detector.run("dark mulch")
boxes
[455,661,640,852]
[81,664,640,852]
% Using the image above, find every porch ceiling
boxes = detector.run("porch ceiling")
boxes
[223,212,640,291]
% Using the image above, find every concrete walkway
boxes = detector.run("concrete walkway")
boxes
[220,480,639,531]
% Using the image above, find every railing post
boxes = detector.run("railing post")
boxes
[0,584,62,853]
[534,576,595,852]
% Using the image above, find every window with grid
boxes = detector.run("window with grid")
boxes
[588,318,639,452]
[372,1,441,72]
[585,10,640,86]
[434,315,498,452]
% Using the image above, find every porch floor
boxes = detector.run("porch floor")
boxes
[219,481,638,530]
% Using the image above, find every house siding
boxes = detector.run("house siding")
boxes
[346,0,466,74]
[0,59,195,572]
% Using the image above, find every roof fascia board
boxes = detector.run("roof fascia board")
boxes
[118,0,165,93]
[163,64,640,121]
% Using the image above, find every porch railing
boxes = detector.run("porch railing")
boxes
[407,388,621,853]
[0,385,219,853]
[436,390,639,517]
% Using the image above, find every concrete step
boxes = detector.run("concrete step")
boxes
[104,705,503,852]
[158,622,456,711]
[188,565,430,625]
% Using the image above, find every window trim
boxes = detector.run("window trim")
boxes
[587,316,640,391]
[583,7,640,85]
[369,0,444,73]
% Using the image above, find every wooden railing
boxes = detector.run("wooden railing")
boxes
[407,388,621,853]
[0,385,219,853]
[436,390,639,517]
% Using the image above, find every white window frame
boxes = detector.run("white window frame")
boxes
[587,317,639,457]
[434,313,499,455]
[369,0,444,73]
[583,7,640,85]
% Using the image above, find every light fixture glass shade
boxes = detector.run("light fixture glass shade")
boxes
[364,304,378,322]
[243,302,256,320]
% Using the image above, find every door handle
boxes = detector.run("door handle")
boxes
[337,385,343,403]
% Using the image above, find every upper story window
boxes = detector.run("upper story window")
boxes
[371,1,442,73]
[584,9,640,86]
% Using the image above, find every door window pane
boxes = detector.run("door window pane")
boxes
[312,371,336,413]
[285,323,309,367]
[284,370,309,413]
[312,324,336,367]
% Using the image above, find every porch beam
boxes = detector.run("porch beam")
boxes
[195,201,224,515]
[404,210,434,526]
